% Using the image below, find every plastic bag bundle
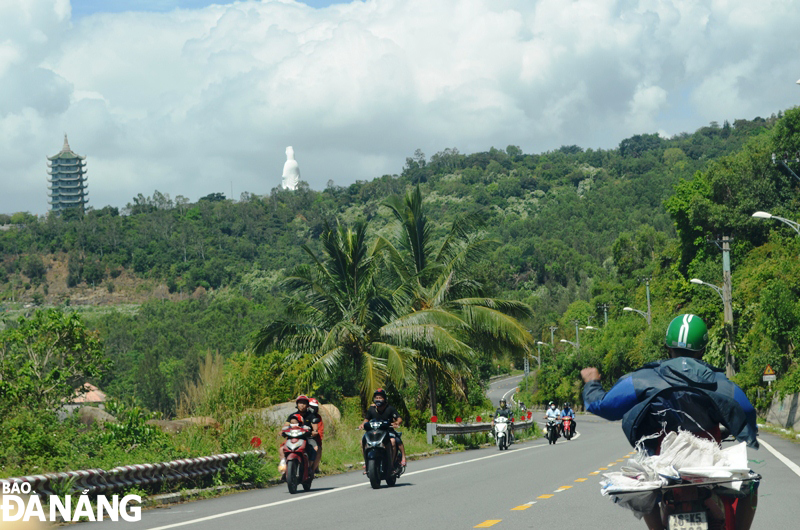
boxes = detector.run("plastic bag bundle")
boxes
[599,430,755,518]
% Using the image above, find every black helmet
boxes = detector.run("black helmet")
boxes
[373,388,387,405]
[563,402,569,408]
[499,398,507,406]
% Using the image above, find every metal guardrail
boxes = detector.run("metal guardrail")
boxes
[426,419,536,444]
[0,450,266,497]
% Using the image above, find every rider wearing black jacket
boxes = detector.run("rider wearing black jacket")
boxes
[360,389,406,468]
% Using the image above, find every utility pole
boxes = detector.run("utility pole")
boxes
[708,235,736,377]
[598,303,609,326]
[572,320,580,349]
[549,326,558,346]
[722,235,735,377]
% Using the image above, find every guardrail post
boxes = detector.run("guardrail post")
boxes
[426,422,437,444]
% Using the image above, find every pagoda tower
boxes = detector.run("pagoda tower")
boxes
[47,134,88,213]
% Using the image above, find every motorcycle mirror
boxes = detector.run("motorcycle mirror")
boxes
[489,414,494,418]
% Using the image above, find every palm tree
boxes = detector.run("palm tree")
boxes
[252,220,413,411]
[377,186,533,416]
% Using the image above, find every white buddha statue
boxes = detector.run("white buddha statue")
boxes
[282,146,300,190]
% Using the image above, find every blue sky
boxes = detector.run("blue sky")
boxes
[70,0,351,17]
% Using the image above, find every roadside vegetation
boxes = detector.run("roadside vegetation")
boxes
[2,108,800,484]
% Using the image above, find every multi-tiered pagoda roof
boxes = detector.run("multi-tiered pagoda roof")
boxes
[47,134,88,212]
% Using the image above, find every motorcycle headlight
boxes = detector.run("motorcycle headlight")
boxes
[286,439,302,450]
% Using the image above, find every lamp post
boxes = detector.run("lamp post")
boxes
[752,211,800,236]
[560,339,578,348]
[623,306,650,325]
[535,341,546,367]
[689,277,734,377]
[549,326,558,346]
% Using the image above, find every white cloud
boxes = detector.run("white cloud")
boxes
[2,0,800,215]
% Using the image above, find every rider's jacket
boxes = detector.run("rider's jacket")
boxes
[545,408,560,419]
[561,407,575,418]
[582,357,758,454]
[495,407,511,419]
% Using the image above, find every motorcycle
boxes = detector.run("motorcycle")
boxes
[545,417,561,444]
[493,416,510,450]
[613,473,761,530]
[602,431,761,530]
[281,423,315,494]
[561,416,574,440]
[362,419,405,489]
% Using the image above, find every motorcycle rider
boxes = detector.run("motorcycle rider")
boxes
[544,401,561,436]
[359,389,406,469]
[279,395,319,477]
[561,402,576,436]
[581,314,759,530]
[492,398,514,442]
[308,398,324,473]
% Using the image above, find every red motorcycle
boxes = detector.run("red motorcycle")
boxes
[561,416,574,440]
[281,423,315,494]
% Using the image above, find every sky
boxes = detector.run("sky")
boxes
[2,0,799,216]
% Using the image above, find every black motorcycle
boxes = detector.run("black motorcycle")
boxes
[362,419,405,489]
[546,418,561,444]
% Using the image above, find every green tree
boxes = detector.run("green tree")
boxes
[379,186,533,415]
[0,309,109,414]
[252,221,411,411]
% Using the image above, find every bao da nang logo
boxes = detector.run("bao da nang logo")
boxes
[1,483,141,523]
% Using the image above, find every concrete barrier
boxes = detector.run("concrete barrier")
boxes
[766,392,800,430]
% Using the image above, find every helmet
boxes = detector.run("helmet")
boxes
[308,398,319,412]
[499,399,507,406]
[548,401,554,406]
[563,402,569,409]
[373,388,387,399]
[665,314,709,352]
[296,394,310,404]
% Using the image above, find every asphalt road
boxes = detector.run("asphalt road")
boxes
[85,377,800,529]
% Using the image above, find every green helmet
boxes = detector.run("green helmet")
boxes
[665,314,708,351]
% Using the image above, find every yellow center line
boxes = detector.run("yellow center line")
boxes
[475,520,502,528]
[511,505,532,511]
[598,467,608,470]
[556,485,572,491]
[537,494,554,499]
[616,459,625,462]
[589,471,599,475]
[607,463,616,466]
[574,478,587,482]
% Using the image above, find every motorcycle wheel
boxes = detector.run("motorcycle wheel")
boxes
[286,460,299,494]
[366,458,381,489]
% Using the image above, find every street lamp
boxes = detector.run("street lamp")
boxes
[623,306,650,326]
[752,211,800,236]
[689,278,724,305]
[535,341,546,366]
[560,339,578,348]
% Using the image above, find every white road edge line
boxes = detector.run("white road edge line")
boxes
[759,438,800,478]
[144,435,564,530]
